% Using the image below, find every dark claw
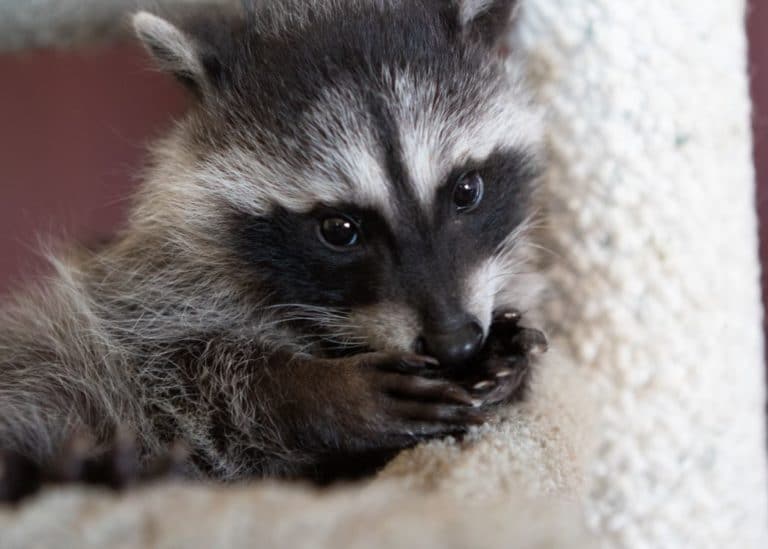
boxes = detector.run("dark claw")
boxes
[401,354,440,368]
[384,423,469,442]
[495,309,522,324]
[441,386,479,407]
[485,318,548,358]
[472,380,497,392]
[392,401,489,425]
[375,354,443,376]
[483,355,526,374]
[383,374,476,406]
[512,328,549,356]
[480,366,531,406]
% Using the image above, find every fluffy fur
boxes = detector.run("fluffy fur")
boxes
[0,0,545,482]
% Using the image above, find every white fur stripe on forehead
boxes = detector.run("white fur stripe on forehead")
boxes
[391,69,543,209]
[459,0,498,24]
[198,145,390,217]
[301,85,394,214]
[196,87,393,217]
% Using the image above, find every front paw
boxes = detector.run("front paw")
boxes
[290,353,491,482]
[319,353,489,450]
[464,311,548,407]
[0,432,188,504]
[360,353,489,432]
[484,310,548,358]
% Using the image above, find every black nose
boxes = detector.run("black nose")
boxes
[420,321,484,369]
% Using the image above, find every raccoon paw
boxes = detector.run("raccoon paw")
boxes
[355,353,490,439]
[294,353,490,484]
[0,432,188,505]
[485,310,548,357]
[465,310,548,407]
[53,431,189,489]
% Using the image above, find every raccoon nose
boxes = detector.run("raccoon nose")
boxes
[419,321,484,369]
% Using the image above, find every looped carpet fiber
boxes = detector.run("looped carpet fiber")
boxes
[0,1,766,547]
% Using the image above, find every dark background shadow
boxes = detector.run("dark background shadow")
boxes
[750,2,768,348]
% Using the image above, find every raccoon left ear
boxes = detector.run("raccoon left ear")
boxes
[133,12,207,95]
[457,0,520,53]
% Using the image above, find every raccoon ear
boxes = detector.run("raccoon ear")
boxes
[457,0,520,52]
[132,11,207,94]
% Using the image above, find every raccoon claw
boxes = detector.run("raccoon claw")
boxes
[472,379,497,393]
[486,311,548,359]
[360,352,475,406]
[492,368,515,379]
[496,309,523,325]
[389,401,488,425]
[351,352,492,440]
[381,373,476,407]
[375,353,443,375]
[511,327,549,356]
[474,363,531,406]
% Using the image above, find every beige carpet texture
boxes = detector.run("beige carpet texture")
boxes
[1,1,766,548]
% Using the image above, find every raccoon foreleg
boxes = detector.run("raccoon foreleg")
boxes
[250,351,489,457]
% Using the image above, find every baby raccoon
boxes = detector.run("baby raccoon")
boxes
[0,0,547,496]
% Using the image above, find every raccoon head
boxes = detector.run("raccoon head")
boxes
[132,0,543,368]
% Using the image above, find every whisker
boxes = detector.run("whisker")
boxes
[524,242,562,259]
[254,303,371,353]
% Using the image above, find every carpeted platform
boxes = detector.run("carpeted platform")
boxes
[0,1,765,547]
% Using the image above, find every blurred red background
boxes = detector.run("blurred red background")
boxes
[0,5,767,331]
[0,46,186,293]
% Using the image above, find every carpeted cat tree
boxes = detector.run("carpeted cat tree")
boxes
[1,1,766,547]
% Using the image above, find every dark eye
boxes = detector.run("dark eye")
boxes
[318,216,360,249]
[453,171,484,212]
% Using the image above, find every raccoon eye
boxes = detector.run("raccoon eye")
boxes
[453,171,484,212]
[318,216,360,249]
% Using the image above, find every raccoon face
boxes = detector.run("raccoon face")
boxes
[134,0,543,367]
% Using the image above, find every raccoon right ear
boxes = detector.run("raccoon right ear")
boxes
[132,11,207,95]
[455,0,521,53]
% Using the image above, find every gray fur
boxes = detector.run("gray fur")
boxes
[0,0,544,481]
